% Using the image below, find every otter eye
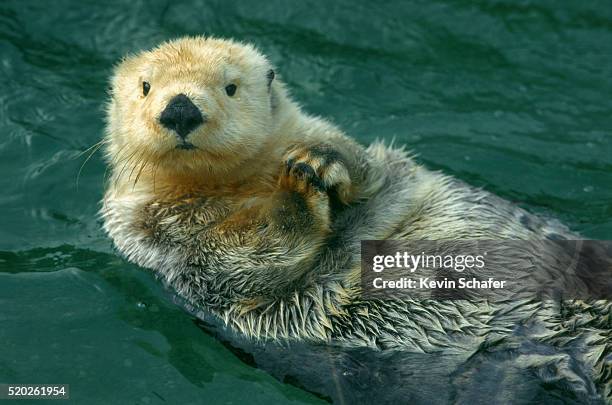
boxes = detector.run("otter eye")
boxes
[225,84,237,97]
[142,81,151,96]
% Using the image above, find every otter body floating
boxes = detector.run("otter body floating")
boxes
[102,37,611,402]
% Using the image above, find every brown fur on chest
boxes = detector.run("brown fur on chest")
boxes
[136,173,278,239]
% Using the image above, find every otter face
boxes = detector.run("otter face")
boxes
[107,37,277,177]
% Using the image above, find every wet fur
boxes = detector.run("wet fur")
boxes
[102,37,611,401]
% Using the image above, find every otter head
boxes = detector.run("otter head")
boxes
[106,37,280,182]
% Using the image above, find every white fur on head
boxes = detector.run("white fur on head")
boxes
[105,37,283,179]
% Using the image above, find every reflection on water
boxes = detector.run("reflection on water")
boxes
[1,0,611,403]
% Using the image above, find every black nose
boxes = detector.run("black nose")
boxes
[159,94,204,139]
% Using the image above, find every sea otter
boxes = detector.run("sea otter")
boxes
[101,37,611,402]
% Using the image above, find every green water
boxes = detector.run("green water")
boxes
[1,1,611,403]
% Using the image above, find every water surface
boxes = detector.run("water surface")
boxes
[1,1,611,403]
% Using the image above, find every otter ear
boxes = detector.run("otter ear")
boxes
[266,69,275,91]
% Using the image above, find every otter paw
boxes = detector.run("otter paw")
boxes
[282,145,352,202]
[279,159,326,195]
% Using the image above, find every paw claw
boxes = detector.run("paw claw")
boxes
[279,144,352,201]
[291,163,325,192]
[285,157,295,172]
[279,160,325,195]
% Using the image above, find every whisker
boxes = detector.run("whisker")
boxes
[133,153,151,190]
[104,143,127,185]
[152,155,163,193]
[76,141,105,190]
[111,144,131,175]
[102,165,110,188]
[127,151,145,182]
[117,149,140,182]
[75,139,108,159]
